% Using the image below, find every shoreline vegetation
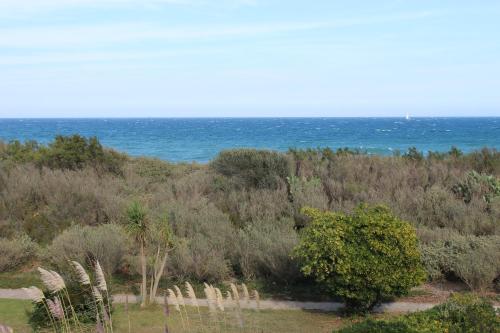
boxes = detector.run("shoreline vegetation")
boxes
[1,135,499,331]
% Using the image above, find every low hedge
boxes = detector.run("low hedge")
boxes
[337,294,500,333]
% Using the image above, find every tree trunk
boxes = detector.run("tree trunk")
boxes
[140,239,147,308]
[150,250,169,302]
[149,247,161,303]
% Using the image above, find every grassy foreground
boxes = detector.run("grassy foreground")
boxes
[0,299,348,333]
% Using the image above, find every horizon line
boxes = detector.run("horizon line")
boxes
[1,116,500,120]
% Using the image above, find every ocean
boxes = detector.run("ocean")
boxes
[0,118,498,162]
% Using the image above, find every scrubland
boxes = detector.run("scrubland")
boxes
[1,136,499,293]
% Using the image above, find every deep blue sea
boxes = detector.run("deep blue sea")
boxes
[0,118,499,162]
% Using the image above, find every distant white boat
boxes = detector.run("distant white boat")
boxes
[405,112,410,120]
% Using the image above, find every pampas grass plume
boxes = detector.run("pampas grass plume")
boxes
[167,289,180,312]
[0,324,13,333]
[37,267,65,293]
[185,281,198,307]
[47,297,64,319]
[173,285,185,307]
[94,261,107,292]
[23,286,45,303]
[230,283,240,303]
[71,261,91,285]
[93,287,104,302]
[215,288,224,311]
[241,283,250,304]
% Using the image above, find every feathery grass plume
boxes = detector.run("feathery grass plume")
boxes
[167,289,180,312]
[241,283,250,304]
[50,271,66,291]
[168,288,185,329]
[71,261,91,285]
[174,284,190,327]
[173,285,185,307]
[230,283,240,305]
[227,289,243,329]
[37,267,65,293]
[215,288,224,311]
[186,281,203,325]
[0,324,13,333]
[253,290,260,311]
[225,290,233,306]
[93,287,104,302]
[203,284,216,315]
[185,281,198,307]
[47,297,64,320]
[94,261,107,291]
[23,286,45,303]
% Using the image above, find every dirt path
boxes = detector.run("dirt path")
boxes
[2,288,489,314]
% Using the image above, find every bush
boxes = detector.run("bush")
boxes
[237,218,300,282]
[420,234,500,290]
[0,135,125,175]
[0,235,38,271]
[336,294,500,333]
[44,224,129,275]
[294,205,426,312]
[166,200,234,282]
[211,149,290,189]
[452,171,500,204]
[0,165,126,243]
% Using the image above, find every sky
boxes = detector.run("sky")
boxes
[0,0,500,117]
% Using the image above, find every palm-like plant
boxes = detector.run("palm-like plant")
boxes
[126,201,148,308]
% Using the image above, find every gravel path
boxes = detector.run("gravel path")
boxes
[0,288,459,313]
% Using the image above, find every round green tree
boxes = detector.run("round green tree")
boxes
[294,205,426,312]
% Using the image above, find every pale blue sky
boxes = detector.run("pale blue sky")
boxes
[1,0,499,117]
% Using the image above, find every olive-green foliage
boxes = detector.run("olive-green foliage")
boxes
[211,149,290,189]
[452,170,500,204]
[0,235,38,271]
[126,201,148,241]
[403,147,424,162]
[237,218,300,282]
[0,165,125,243]
[294,205,426,311]
[44,224,129,275]
[420,234,500,291]
[166,199,234,282]
[336,294,500,333]
[0,135,125,174]
[2,139,500,288]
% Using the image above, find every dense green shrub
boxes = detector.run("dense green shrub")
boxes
[294,205,426,311]
[337,294,500,333]
[0,235,38,271]
[0,135,125,174]
[44,224,129,275]
[403,147,424,162]
[420,234,500,290]
[211,149,290,189]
